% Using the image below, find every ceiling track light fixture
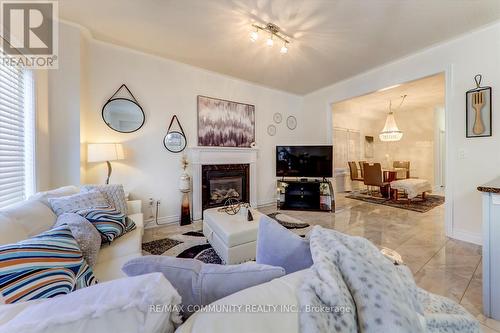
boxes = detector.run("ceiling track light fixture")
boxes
[250,22,290,54]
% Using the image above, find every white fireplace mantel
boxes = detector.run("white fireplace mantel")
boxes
[188,146,258,220]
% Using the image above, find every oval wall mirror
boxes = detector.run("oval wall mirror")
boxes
[102,84,145,133]
[164,131,187,153]
[102,98,145,133]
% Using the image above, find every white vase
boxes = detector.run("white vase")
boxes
[179,172,190,193]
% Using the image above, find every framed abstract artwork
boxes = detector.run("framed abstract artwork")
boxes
[197,96,255,147]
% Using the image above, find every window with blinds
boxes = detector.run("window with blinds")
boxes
[0,59,35,209]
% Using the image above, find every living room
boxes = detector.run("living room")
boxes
[1,1,500,332]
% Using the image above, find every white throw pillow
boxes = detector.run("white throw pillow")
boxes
[81,184,128,215]
[1,199,56,237]
[48,191,109,216]
[0,273,182,333]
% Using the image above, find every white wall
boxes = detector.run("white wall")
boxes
[302,21,500,244]
[81,37,304,223]
[47,24,84,188]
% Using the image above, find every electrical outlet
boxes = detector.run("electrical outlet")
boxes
[458,149,466,160]
[148,198,154,219]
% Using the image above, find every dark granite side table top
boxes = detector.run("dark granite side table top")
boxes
[478,177,500,193]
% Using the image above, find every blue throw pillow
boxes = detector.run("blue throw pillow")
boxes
[122,256,285,318]
[0,225,98,303]
[256,215,313,274]
[76,207,136,243]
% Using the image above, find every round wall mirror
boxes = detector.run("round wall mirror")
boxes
[102,98,145,133]
[163,131,187,153]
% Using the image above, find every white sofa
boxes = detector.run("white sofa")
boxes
[0,186,303,333]
[0,185,144,282]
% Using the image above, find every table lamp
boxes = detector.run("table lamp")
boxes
[87,143,124,184]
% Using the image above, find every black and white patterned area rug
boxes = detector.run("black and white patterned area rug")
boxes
[142,212,311,264]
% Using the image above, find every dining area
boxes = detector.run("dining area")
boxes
[347,160,432,202]
[331,74,445,212]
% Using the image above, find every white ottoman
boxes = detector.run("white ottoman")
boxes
[390,179,432,199]
[203,207,263,264]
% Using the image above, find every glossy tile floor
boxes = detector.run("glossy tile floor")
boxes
[143,194,500,332]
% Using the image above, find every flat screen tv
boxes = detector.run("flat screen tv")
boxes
[276,145,333,178]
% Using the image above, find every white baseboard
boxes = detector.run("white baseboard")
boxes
[144,200,276,229]
[144,215,180,229]
[451,228,482,246]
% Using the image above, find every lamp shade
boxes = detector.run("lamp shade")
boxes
[87,143,124,163]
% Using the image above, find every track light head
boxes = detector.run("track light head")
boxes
[266,35,274,47]
[280,43,288,54]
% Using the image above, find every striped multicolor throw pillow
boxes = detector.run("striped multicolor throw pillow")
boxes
[0,225,97,304]
[76,207,136,243]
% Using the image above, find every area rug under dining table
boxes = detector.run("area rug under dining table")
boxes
[142,212,311,264]
[346,192,444,213]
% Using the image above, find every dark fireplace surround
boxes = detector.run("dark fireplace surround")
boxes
[202,164,250,211]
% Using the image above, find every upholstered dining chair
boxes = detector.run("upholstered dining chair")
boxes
[363,163,389,196]
[358,161,366,178]
[348,161,364,182]
[393,161,410,179]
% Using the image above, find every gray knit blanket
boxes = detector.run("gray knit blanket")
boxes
[298,226,480,333]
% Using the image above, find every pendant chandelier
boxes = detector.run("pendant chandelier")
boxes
[379,95,407,142]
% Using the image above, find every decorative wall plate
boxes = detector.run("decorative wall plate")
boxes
[267,124,277,136]
[286,116,297,130]
[273,112,283,124]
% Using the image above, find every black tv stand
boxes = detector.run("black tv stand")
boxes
[277,179,335,212]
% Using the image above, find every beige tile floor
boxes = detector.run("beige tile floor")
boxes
[143,194,499,332]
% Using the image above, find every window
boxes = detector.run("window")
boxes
[0,59,35,209]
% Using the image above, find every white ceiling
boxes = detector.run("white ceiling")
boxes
[333,73,445,120]
[58,0,500,95]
